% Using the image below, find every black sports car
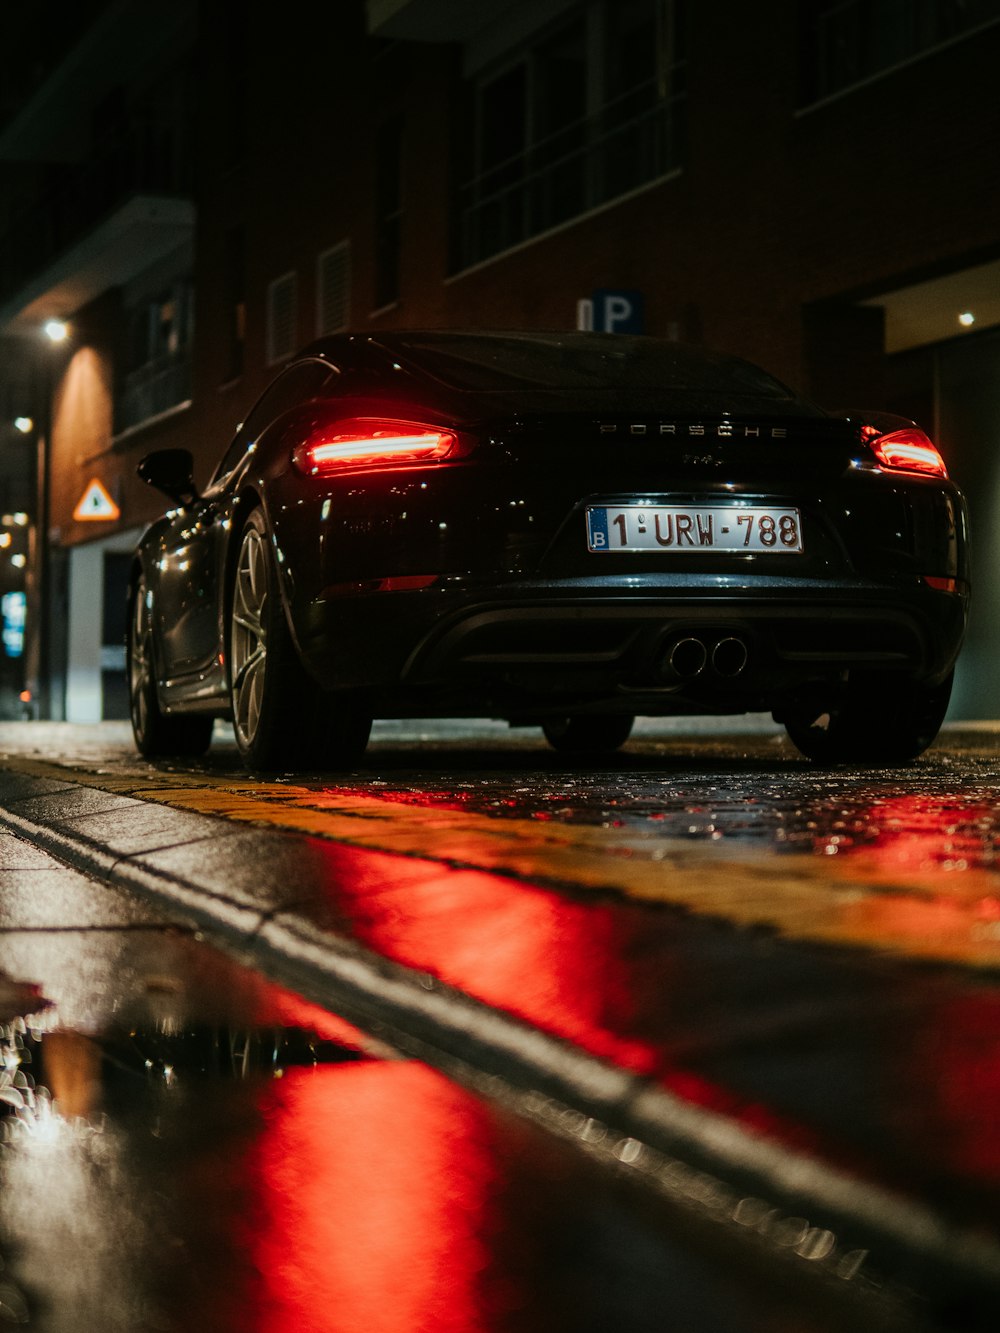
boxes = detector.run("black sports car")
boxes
[128,331,969,769]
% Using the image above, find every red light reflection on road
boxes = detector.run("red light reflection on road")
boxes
[304,843,848,1172]
[819,793,1000,956]
[908,993,1000,1189]
[244,1063,498,1333]
[823,793,996,877]
[262,988,370,1052]
[311,847,664,1076]
[302,832,1000,1216]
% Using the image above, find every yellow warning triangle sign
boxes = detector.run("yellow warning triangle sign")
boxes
[73,478,121,522]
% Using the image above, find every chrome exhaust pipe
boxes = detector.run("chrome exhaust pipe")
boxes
[665,636,708,680]
[711,636,749,677]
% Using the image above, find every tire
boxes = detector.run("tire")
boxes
[127,573,214,758]
[542,714,635,755]
[784,670,953,765]
[229,507,371,770]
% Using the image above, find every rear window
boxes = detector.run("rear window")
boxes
[388,332,801,401]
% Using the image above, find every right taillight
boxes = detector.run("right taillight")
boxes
[863,425,948,479]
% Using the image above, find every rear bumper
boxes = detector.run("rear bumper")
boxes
[294,574,968,719]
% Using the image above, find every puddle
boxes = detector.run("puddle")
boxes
[0,939,913,1333]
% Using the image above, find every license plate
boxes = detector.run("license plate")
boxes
[586,505,804,553]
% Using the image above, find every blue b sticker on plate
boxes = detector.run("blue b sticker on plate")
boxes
[586,507,610,551]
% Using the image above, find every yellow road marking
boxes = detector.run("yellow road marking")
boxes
[3,754,1000,969]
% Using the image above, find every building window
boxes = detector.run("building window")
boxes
[457,0,685,269]
[374,117,403,309]
[800,0,1000,104]
[317,240,351,335]
[118,277,194,431]
[266,270,298,365]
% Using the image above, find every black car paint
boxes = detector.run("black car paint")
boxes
[131,331,970,749]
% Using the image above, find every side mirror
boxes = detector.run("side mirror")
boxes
[137,449,198,504]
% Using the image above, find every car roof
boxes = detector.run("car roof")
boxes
[297,330,823,418]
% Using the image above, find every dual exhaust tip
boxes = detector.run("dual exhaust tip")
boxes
[658,634,749,683]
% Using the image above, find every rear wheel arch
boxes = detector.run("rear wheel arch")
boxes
[227,502,371,770]
[226,485,312,665]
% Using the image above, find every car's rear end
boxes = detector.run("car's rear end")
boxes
[275,333,968,759]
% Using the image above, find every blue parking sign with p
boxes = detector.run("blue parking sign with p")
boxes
[593,289,644,334]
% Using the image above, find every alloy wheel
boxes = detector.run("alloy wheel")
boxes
[129,578,153,741]
[231,525,269,748]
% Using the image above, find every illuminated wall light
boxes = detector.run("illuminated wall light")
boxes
[13,416,33,434]
[10,554,25,568]
[958,311,976,327]
[0,533,11,548]
[44,318,69,343]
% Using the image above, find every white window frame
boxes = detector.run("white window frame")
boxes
[266,270,299,365]
[316,240,351,336]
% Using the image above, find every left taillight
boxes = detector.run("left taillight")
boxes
[292,418,457,475]
[862,425,948,479]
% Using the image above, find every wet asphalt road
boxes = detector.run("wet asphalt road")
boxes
[2,717,1000,1331]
